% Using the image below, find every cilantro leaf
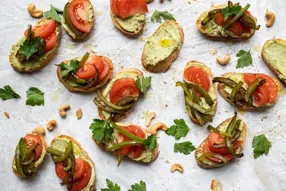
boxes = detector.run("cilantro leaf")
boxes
[143,135,157,150]
[252,134,272,159]
[26,87,44,106]
[151,10,176,23]
[166,119,190,140]
[19,36,42,60]
[128,181,147,191]
[57,60,80,78]
[101,179,121,191]
[89,119,113,143]
[236,50,252,68]
[0,85,21,100]
[135,76,152,94]
[222,5,241,21]
[174,141,196,155]
[44,5,62,22]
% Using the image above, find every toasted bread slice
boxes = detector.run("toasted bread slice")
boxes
[93,123,159,163]
[183,61,218,126]
[262,38,286,85]
[12,133,47,178]
[216,72,282,109]
[196,4,256,39]
[50,135,96,191]
[97,68,143,120]
[9,19,61,73]
[57,55,113,93]
[145,0,153,3]
[211,179,223,191]
[195,117,247,169]
[142,20,184,73]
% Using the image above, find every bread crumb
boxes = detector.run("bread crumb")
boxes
[4,112,10,119]
[210,48,217,56]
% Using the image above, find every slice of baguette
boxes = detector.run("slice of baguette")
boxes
[93,123,159,163]
[195,117,247,169]
[184,61,218,126]
[97,68,143,120]
[50,135,96,191]
[12,133,47,178]
[9,18,61,73]
[145,0,153,3]
[142,20,184,73]
[262,38,286,85]
[211,179,223,191]
[57,56,113,93]
[196,4,256,39]
[217,72,282,109]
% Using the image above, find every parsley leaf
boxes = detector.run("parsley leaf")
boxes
[89,119,113,143]
[252,134,272,159]
[174,141,196,155]
[0,85,21,100]
[26,87,44,106]
[19,36,42,60]
[44,5,62,22]
[135,76,152,94]
[151,10,176,23]
[236,50,253,68]
[101,179,121,191]
[57,60,80,78]
[166,119,190,140]
[222,5,241,20]
[128,181,147,191]
[143,135,157,150]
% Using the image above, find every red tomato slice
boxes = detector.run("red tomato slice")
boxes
[74,158,87,182]
[208,132,229,155]
[98,59,111,81]
[45,32,57,51]
[55,162,68,179]
[24,134,43,160]
[214,13,243,36]
[111,0,148,19]
[109,78,140,104]
[75,63,97,79]
[184,66,210,92]
[68,0,92,33]
[71,161,92,191]
[25,20,57,39]
[214,13,225,26]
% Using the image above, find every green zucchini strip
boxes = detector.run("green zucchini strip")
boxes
[47,147,65,156]
[64,158,72,172]
[53,141,73,163]
[111,123,145,144]
[176,81,193,100]
[93,98,127,113]
[78,52,90,68]
[198,152,228,163]
[213,77,237,87]
[230,81,243,102]
[186,82,214,106]
[224,4,251,29]
[201,9,222,25]
[185,96,215,115]
[15,145,26,177]
[245,77,266,104]
[207,125,232,138]
[106,141,141,151]
[97,91,134,111]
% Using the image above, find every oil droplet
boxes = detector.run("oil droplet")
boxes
[51,89,60,102]
[281,89,286,96]
[251,43,262,53]
[96,9,103,16]
[84,42,94,52]
[66,41,77,50]
[160,37,171,48]
[146,92,153,98]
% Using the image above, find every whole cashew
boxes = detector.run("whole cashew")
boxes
[28,4,43,18]
[59,104,71,118]
[216,53,230,65]
[32,126,45,135]
[266,9,275,27]
[76,108,83,120]
[145,112,156,127]
[150,122,168,135]
[46,120,57,131]
[170,163,184,173]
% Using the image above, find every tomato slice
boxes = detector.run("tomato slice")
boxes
[55,162,68,179]
[184,66,210,92]
[74,158,87,182]
[45,32,57,51]
[71,161,92,191]
[111,0,148,19]
[214,13,243,36]
[109,78,140,104]
[208,132,229,155]
[25,20,57,39]
[24,134,43,160]
[98,59,111,81]
[68,0,92,33]
[243,74,278,106]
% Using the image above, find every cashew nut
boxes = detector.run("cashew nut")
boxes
[266,9,275,27]
[59,104,71,118]
[145,112,156,127]
[216,53,230,65]
[46,120,57,131]
[211,179,223,191]
[27,4,43,18]
[150,122,168,135]
[32,126,45,136]
[170,163,184,173]
[4,112,10,119]
[76,108,83,120]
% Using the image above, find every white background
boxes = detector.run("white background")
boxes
[0,0,286,190]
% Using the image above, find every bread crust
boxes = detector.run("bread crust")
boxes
[142,20,184,73]
[110,10,145,36]
[57,56,113,93]
[9,19,61,73]
[50,135,96,191]
[196,4,256,39]
[217,72,282,109]
[262,38,286,85]
[195,117,247,169]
